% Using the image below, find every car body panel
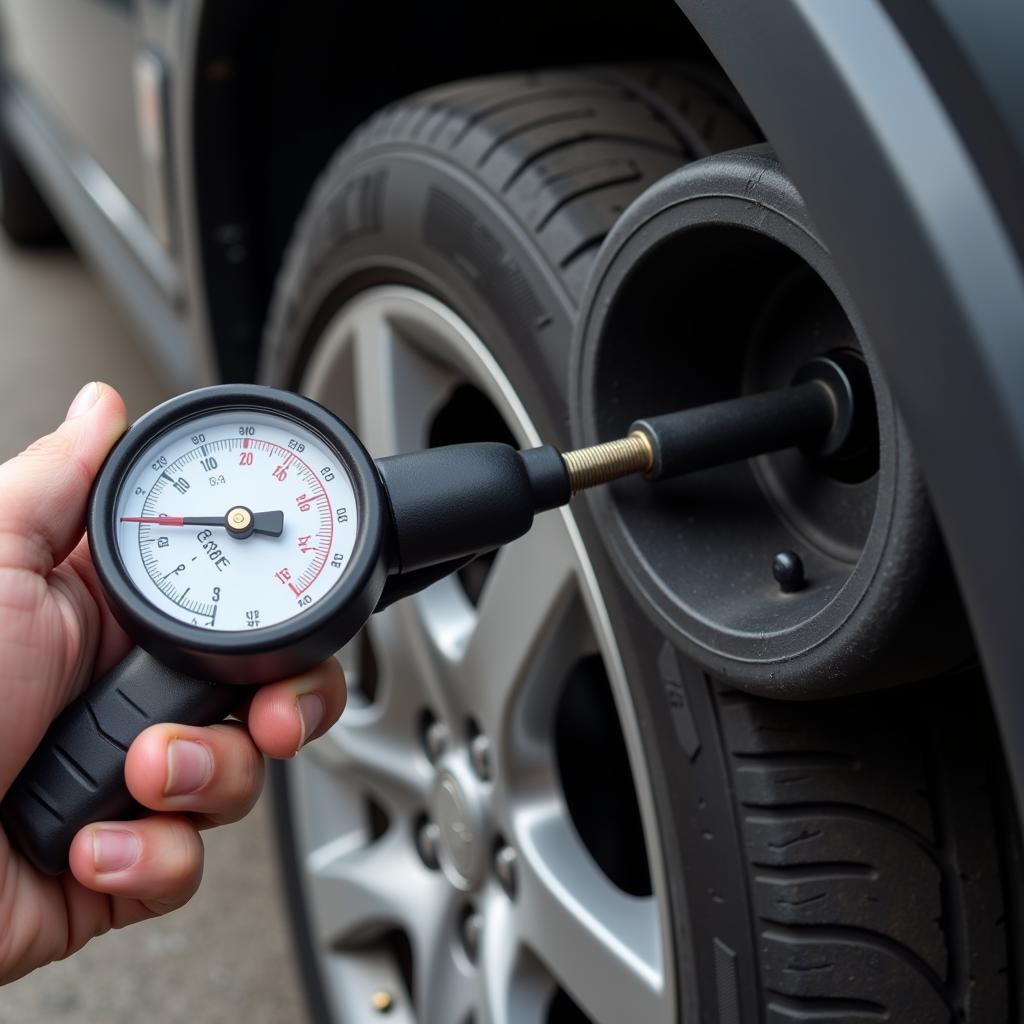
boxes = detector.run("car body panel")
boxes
[0,0,215,388]
[1,0,146,214]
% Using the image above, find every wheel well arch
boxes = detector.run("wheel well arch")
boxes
[190,0,705,381]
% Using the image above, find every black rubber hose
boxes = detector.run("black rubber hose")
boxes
[631,380,835,480]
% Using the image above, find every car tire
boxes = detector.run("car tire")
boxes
[0,125,63,246]
[261,66,1019,1023]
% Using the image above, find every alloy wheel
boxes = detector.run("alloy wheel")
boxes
[281,286,676,1023]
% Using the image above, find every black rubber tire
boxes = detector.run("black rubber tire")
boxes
[0,125,63,246]
[718,674,1018,1023]
[260,66,1019,1023]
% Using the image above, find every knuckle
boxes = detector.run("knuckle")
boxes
[160,825,202,889]
[16,433,89,500]
[18,432,65,465]
[228,742,264,807]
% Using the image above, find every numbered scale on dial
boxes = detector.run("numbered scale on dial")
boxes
[115,409,356,631]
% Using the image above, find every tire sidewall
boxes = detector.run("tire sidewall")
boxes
[262,146,576,447]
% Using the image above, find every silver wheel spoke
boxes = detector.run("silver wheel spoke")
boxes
[367,599,457,726]
[305,828,448,949]
[305,706,429,813]
[479,890,550,1024]
[378,580,477,731]
[457,511,580,746]
[514,804,670,1024]
[350,303,458,456]
[480,896,517,1024]
[400,862,474,1024]
[419,935,475,1024]
[423,971,475,1024]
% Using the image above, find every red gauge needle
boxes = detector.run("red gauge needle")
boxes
[120,515,187,525]
[120,507,284,538]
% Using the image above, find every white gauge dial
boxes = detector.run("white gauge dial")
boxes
[114,409,358,631]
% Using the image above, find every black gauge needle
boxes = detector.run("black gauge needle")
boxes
[120,507,284,538]
[248,511,285,536]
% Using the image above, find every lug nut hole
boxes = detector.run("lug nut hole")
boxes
[458,904,482,963]
[415,814,441,870]
[466,718,492,781]
[493,836,518,898]
[420,710,448,763]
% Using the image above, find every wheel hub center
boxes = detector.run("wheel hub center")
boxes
[431,761,487,891]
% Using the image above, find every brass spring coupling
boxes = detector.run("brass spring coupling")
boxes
[562,430,654,494]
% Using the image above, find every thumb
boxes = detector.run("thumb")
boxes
[0,382,128,575]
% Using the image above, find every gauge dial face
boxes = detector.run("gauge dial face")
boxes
[113,408,358,631]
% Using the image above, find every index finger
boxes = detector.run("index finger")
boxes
[242,658,348,759]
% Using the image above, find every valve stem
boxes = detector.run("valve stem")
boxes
[562,430,654,494]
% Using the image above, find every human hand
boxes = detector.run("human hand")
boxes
[0,383,347,983]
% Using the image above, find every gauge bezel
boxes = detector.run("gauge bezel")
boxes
[88,385,389,685]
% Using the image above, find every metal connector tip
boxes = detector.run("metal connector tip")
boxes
[561,430,654,494]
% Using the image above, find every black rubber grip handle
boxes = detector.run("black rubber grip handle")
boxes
[1,648,250,876]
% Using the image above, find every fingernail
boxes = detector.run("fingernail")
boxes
[296,692,326,749]
[66,382,100,420]
[92,829,140,873]
[165,739,214,796]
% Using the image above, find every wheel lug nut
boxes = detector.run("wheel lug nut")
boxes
[423,718,448,762]
[460,907,482,961]
[494,843,518,897]
[416,819,441,869]
[469,733,492,781]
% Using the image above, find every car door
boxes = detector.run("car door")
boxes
[1,1,149,219]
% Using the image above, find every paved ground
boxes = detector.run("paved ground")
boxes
[0,237,308,1023]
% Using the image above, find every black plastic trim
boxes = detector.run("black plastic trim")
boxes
[671,0,1024,807]
[879,0,1024,267]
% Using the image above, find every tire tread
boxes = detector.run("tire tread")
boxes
[719,678,1012,1020]
[267,64,756,334]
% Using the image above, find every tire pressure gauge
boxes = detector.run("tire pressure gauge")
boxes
[90,386,388,685]
[3,387,393,875]
[2,362,862,875]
